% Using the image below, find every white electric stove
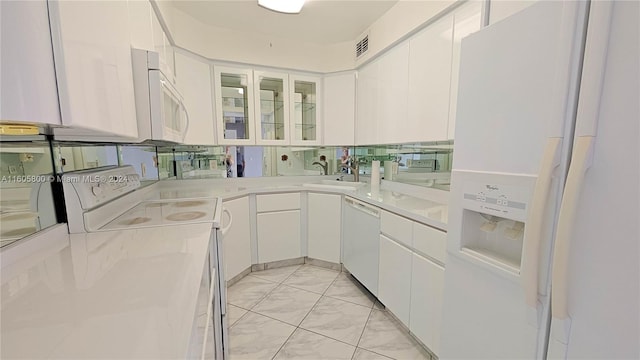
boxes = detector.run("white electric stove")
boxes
[101,198,217,230]
[61,165,228,359]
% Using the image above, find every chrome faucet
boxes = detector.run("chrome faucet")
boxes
[340,157,359,182]
[312,161,328,175]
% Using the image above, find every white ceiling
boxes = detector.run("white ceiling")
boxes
[169,0,399,45]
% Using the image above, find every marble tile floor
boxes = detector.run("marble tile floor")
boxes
[227,264,432,360]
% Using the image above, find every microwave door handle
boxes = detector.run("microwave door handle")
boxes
[160,79,188,143]
[180,99,190,143]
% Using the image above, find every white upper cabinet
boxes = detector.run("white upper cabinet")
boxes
[254,71,290,145]
[289,74,322,145]
[323,72,356,146]
[127,0,154,51]
[408,13,455,143]
[0,0,60,125]
[376,41,410,145]
[447,1,483,139]
[151,10,174,82]
[355,2,481,144]
[175,52,216,145]
[213,66,256,145]
[355,60,380,145]
[356,42,409,145]
[48,0,138,139]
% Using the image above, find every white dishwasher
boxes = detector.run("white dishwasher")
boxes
[343,197,381,296]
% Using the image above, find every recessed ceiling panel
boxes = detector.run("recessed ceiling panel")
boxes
[170,0,398,44]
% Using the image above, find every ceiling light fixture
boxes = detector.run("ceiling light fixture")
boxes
[258,0,305,14]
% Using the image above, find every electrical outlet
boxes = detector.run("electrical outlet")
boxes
[8,165,17,174]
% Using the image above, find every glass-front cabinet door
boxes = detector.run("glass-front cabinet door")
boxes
[213,66,255,145]
[289,74,322,145]
[254,71,290,145]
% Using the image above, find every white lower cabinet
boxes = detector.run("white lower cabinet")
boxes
[257,210,301,263]
[410,252,445,355]
[222,197,251,281]
[413,222,447,264]
[378,234,413,327]
[307,193,341,263]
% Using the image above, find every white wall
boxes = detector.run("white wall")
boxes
[165,6,354,73]
[354,0,458,66]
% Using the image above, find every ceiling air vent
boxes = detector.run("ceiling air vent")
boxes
[356,35,369,58]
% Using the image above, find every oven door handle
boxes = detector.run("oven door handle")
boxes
[221,208,232,236]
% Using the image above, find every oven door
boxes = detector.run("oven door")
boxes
[213,225,229,359]
[149,69,189,143]
[186,231,220,360]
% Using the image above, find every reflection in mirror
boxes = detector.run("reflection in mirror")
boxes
[245,146,349,177]
[117,145,160,185]
[155,146,353,179]
[156,145,226,180]
[152,142,451,189]
[53,143,118,173]
[355,141,453,190]
[0,140,57,247]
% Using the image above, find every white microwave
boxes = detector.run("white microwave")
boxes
[132,48,189,143]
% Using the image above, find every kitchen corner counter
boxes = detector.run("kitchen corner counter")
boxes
[348,187,448,231]
[154,177,448,231]
[0,223,212,359]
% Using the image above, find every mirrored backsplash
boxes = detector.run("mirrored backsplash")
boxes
[355,141,453,191]
[154,141,452,190]
[0,138,452,248]
[0,139,57,247]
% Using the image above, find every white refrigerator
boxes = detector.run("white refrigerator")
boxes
[440,1,639,359]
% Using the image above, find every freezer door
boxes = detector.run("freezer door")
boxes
[441,1,589,359]
[548,2,640,359]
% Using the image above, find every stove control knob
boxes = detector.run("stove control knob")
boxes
[92,185,102,196]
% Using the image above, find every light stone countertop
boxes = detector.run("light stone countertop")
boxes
[0,223,213,359]
[152,176,448,231]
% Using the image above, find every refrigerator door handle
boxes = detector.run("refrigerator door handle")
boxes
[522,137,562,317]
[550,136,595,342]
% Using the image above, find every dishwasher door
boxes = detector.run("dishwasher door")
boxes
[342,197,381,296]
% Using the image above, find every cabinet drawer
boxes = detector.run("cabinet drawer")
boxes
[380,210,413,247]
[413,222,447,263]
[256,193,300,212]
